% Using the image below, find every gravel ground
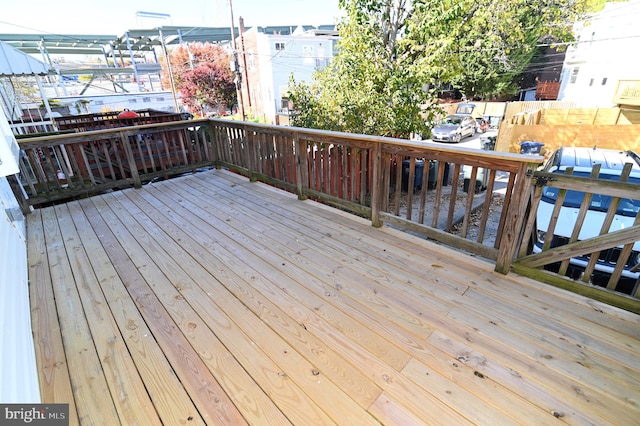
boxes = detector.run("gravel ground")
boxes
[390,169,509,248]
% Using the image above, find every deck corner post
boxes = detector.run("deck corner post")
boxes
[495,162,537,274]
[120,131,142,189]
[370,142,383,228]
[294,133,309,200]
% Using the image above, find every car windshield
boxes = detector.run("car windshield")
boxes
[542,171,640,216]
[440,117,461,126]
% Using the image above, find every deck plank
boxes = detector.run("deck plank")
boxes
[80,196,250,425]
[99,190,372,425]
[26,168,640,425]
[64,201,206,425]
[113,188,383,412]
[27,210,78,420]
[40,206,121,425]
[53,203,163,425]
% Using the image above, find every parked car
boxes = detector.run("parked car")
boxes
[533,147,640,293]
[431,115,476,143]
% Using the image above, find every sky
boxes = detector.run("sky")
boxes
[0,0,344,35]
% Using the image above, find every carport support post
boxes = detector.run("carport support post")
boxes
[495,162,538,274]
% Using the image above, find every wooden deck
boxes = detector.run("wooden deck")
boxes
[27,168,640,425]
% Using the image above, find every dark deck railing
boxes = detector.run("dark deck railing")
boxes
[11,118,640,312]
[15,119,212,206]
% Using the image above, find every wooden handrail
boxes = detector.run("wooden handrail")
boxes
[9,118,549,281]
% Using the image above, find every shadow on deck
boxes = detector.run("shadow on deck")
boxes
[28,168,640,425]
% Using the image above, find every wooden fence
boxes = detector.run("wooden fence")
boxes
[11,118,640,312]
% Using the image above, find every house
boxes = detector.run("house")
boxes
[237,25,339,124]
[558,0,640,106]
[0,107,39,403]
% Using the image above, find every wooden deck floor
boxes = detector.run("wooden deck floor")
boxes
[27,168,640,425]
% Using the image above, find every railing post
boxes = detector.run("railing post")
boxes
[120,131,142,189]
[244,124,257,182]
[7,174,32,215]
[294,132,309,200]
[371,142,383,228]
[206,121,220,168]
[495,161,538,274]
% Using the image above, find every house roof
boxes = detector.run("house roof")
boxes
[0,41,52,76]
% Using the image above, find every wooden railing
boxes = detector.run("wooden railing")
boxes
[210,120,541,275]
[55,110,188,132]
[15,119,213,206]
[513,166,640,310]
[12,118,639,311]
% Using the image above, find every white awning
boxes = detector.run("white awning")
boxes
[0,41,51,76]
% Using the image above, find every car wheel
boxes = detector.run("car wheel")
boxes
[455,133,461,143]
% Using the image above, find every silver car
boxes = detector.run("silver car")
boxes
[431,115,476,143]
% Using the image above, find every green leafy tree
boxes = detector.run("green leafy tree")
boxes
[407,0,587,99]
[289,0,439,138]
[289,0,586,136]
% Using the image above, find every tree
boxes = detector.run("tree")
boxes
[288,0,586,137]
[179,63,236,114]
[289,0,439,139]
[162,42,236,115]
[407,0,587,99]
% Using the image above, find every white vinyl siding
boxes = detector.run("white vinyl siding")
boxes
[0,128,40,402]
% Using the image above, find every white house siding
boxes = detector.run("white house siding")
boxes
[0,106,40,403]
[0,176,39,403]
[558,0,640,106]
[241,27,337,124]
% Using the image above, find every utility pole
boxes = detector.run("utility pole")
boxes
[239,17,252,110]
[159,29,181,114]
[228,0,246,120]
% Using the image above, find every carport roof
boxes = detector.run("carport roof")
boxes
[0,25,337,56]
[0,40,52,76]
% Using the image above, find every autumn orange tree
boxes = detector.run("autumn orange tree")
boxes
[162,42,236,115]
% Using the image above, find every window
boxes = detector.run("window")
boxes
[275,42,285,51]
[247,50,255,70]
[303,45,314,65]
[129,99,137,104]
[570,67,579,84]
